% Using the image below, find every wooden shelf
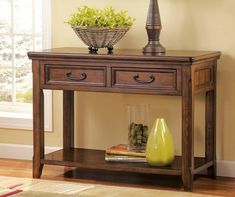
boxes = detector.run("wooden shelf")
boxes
[42,148,209,176]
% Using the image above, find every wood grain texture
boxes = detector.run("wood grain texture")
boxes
[63,90,74,151]
[205,63,217,178]
[45,65,106,87]
[181,65,194,191]
[41,148,214,176]
[193,61,215,94]
[28,48,221,191]
[28,48,220,63]
[32,60,44,178]
[112,67,179,93]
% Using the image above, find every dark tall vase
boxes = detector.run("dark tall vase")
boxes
[143,0,165,54]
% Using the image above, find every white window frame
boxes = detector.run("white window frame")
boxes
[0,0,52,131]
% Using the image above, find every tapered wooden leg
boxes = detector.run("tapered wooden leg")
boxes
[205,90,216,178]
[33,60,44,178]
[63,90,74,150]
[182,66,194,191]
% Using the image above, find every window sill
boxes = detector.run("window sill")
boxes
[0,109,52,131]
[0,115,33,130]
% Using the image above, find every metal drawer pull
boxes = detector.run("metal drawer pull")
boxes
[66,72,87,81]
[133,74,155,84]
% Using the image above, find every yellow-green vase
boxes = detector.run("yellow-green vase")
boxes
[146,118,175,166]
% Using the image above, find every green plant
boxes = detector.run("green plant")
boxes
[66,6,134,28]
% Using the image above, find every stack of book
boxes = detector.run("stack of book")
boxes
[105,144,146,162]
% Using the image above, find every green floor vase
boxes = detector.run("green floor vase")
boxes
[146,118,175,166]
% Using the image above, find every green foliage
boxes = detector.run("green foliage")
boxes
[66,6,134,28]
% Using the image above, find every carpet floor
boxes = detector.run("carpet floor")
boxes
[0,176,223,197]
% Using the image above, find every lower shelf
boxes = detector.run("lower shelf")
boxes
[42,148,211,176]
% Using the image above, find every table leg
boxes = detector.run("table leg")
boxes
[63,90,74,150]
[182,67,194,191]
[205,90,216,178]
[33,60,44,178]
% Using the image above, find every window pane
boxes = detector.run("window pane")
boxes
[16,68,32,103]
[14,0,32,34]
[0,0,11,33]
[35,0,42,35]
[0,35,12,67]
[35,36,42,50]
[15,36,33,67]
[0,69,12,102]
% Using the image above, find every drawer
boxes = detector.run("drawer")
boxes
[112,68,180,93]
[44,65,106,87]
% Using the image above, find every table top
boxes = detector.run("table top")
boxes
[28,47,221,63]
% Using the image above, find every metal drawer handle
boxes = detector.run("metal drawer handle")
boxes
[133,74,155,84]
[66,72,87,81]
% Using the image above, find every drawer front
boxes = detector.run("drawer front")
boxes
[112,68,180,93]
[44,65,106,87]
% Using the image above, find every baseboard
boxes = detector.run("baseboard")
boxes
[0,143,234,178]
[0,143,61,160]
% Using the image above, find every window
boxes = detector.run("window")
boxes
[0,0,51,130]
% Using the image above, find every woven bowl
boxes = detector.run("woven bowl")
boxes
[72,26,129,52]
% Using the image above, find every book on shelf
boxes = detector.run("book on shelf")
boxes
[105,153,147,162]
[105,144,145,157]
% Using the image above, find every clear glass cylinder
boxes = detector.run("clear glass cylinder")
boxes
[127,104,150,150]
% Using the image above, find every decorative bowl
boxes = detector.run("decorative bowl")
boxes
[72,26,129,53]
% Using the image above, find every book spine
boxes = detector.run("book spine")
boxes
[106,150,145,157]
[105,155,147,162]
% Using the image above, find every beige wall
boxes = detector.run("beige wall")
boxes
[52,0,235,160]
[1,0,235,161]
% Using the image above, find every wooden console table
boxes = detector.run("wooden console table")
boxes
[28,48,220,191]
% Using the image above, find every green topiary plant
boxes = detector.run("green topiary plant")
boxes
[67,6,134,52]
[66,6,135,53]
[66,6,134,28]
